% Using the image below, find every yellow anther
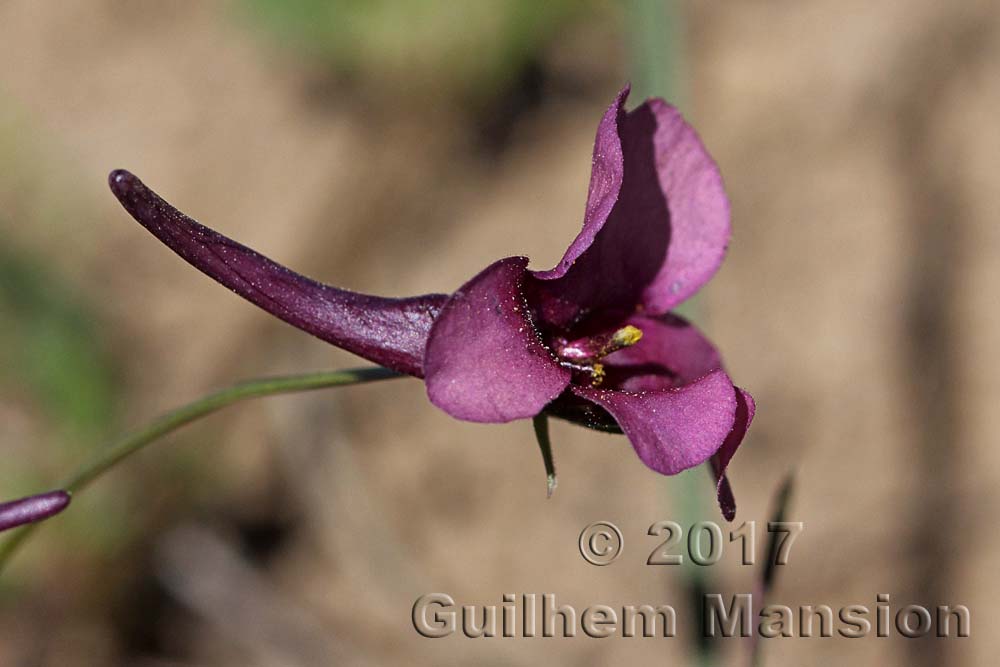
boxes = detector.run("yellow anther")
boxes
[590,363,606,387]
[610,325,643,348]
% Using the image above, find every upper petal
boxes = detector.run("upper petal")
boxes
[532,85,627,282]
[637,99,731,312]
[530,90,730,325]
[573,370,737,475]
[109,170,447,377]
[424,257,570,423]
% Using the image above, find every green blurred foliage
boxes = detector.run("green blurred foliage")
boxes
[626,0,684,106]
[0,246,118,447]
[0,98,139,575]
[241,0,593,101]
[0,97,118,451]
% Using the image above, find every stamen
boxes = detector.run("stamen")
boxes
[554,325,642,386]
[555,325,644,362]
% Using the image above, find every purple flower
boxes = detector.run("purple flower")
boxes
[109,85,753,519]
[0,490,71,533]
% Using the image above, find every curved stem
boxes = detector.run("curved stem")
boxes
[0,366,402,572]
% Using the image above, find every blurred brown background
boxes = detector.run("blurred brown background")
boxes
[0,1,997,665]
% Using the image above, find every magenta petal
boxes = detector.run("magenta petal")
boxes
[533,85,628,282]
[109,170,446,377]
[531,94,730,324]
[602,313,723,391]
[0,490,71,533]
[573,370,737,475]
[636,99,731,312]
[424,257,570,423]
[711,387,755,521]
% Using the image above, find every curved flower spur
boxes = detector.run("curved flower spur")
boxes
[109,85,753,520]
